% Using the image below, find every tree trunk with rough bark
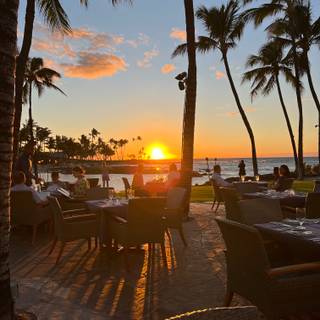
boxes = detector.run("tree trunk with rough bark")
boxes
[13,0,35,164]
[223,52,258,176]
[276,76,299,172]
[180,0,197,215]
[0,0,19,318]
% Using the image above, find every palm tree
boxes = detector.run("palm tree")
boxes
[242,40,299,171]
[174,1,259,175]
[0,1,19,318]
[243,0,305,178]
[23,57,66,141]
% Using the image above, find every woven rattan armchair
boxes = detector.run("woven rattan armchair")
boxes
[306,192,320,218]
[48,196,99,264]
[220,187,242,222]
[211,181,224,212]
[215,217,320,319]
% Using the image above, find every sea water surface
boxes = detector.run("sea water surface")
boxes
[40,157,319,191]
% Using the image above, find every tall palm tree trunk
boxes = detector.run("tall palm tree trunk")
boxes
[180,0,197,214]
[292,42,304,179]
[28,81,34,141]
[223,52,258,175]
[0,0,19,318]
[305,63,320,165]
[275,76,299,171]
[13,0,35,164]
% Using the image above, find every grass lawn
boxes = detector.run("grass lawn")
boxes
[190,180,315,203]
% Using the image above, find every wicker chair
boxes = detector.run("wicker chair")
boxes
[239,198,283,226]
[220,187,242,222]
[215,217,320,319]
[11,191,52,244]
[48,196,99,264]
[165,306,260,320]
[211,180,224,212]
[313,180,320,193]
[306,192,320,218]
[108,198,167,270]
[87,187,114,200]
[122,177,131,198]
[164,187,188,246]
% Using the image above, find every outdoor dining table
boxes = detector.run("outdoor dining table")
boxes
[85,199,128,249]
[243,191,306,208]
[233,181,268,187]
[255,219,320,261]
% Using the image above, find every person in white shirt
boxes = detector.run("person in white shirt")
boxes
[211,165,232,187]
[12,171,48,205]
[46,171,67,192]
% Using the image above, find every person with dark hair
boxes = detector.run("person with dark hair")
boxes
[11,171,47,205]
[238,160,246,177]
[72,166,89,198]
[166,163,180,189]
[47,171,67,191]
[132,164,147,196]
[15,141,37,186]
[211,164,232,187]
[274,164,292,191]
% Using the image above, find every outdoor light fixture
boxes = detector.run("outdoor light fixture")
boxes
[175,71,188,91]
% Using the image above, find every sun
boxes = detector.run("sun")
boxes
[150,147,165,160]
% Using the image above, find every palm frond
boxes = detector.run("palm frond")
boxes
[172,43,188,58]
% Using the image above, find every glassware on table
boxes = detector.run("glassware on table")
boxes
[296,208,306,230]
[127,188,135,199]
[255,175,260,182]
[240,175,245,183]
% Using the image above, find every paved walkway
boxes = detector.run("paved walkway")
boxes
[11,204,247,319]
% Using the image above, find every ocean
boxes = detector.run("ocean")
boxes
[40,157,319,192]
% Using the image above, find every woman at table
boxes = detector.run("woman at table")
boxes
[72,166,90,198]
[165,163,180,190]
[274,165,291,192]
[132,164,148,196]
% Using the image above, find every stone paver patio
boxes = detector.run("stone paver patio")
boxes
[11,203,247,319]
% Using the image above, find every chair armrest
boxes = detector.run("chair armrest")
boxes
[267,262,320,278]
[64,214,97,223]
[63,208,87,216]
[110,215,128,224]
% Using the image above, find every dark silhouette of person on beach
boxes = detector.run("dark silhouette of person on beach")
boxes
[238,160,246,177]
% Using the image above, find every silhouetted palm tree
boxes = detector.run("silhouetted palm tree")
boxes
[0,1,19,317]
[174,1,259,175]
[243,0,305,178]
[243,40,299,171]
[23,57,66,141]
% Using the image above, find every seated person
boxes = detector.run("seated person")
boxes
[11,171,48,207]
[165,163,180,190]
[72,166,90,198]
[47,171,67,191]
[211,165,232,187]
[274,164,292,192]
[132,164,148,196]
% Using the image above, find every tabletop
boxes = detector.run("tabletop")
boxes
[86,199,128,211]
[255,219,320,260]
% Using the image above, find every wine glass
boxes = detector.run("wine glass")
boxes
[255,175,260,182]
[296,208,306,230]
[240,175,245,183]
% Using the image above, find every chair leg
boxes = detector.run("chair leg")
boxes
[32,225,38,245]
[160,242,168,268]
[87,238,91,250]
[211,200,216,210]
[224,289,234,307]
[94,237,98,248]
[214,201,221,213]
[178,226,188,246]
[56,242,66,265]
[48,237,57,255]
[165,228,171,241]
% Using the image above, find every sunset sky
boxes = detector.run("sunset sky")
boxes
[18,0,320,159]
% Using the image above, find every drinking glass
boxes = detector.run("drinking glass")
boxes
[296,208,306,230]
[255,175,260,182]
[240,175,245,183]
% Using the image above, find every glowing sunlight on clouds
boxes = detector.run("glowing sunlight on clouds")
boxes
[137,48,159,68]
[161,64,176,74]
[170,28,187,41]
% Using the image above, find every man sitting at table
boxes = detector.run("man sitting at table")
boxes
[47,171,67,191]
[11,171,49,207]
[274,164,292,192]
[211,165,232,187]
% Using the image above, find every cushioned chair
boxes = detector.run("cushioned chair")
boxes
[239,198,283,226]
[211,180,224,213]
[313,180,320,193]
[306,192,320,218]
[215,217,320,320]
[87,187,114,200]
[48,196,99,264]
[163,187,188,246]
[122,177,131,198]
[220,187,241,222]
[11,191,52,244]
[233,183,261,197]
[108,198,167,269]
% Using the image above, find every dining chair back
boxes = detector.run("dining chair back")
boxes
[313,180,320,193]
[122,177,131,198]
[306,192,320,218]
[11,191,38,225]
[239,198,283,225]
[211,180,224,212]
[166,187,187,210]
[220,187,241,222]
